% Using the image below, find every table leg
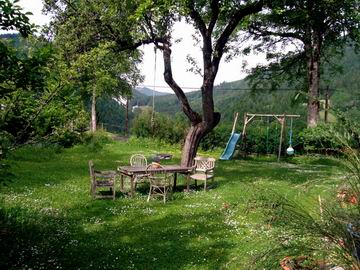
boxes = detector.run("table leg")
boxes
[120,174,124,192]
[130,176,135,198]
[173,173,177,190]
[186,173,190,192]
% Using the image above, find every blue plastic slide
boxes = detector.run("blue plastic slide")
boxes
[220,133,241,160]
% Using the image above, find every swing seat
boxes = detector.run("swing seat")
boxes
[286,146,294,155]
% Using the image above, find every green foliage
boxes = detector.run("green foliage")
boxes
[67,42,139,99]
[1,38,55,140]
[96,97,130,134]
[131,108,188,144]
[200,125,232,151]
[0,0,34,37]
[82,130,114,152]
[252,134,360,269]
[46,0,143,132]
[299,124,349,154]
[0,34,91,151]
[247,0,360,127]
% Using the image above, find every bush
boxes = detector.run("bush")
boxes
[299,124,344,154]
[0,131,15,159]
[131,109,188,145]
[82,130,113,151]
[200,125,232,151]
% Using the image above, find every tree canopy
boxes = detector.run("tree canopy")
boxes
[246,0,360,127]
[44,0,268,165]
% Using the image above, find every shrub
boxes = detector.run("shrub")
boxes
[200,125,232,151]
[0,131,15,159]
[82,130,113,151]
[299,124,344,154]
[131,109,188,145]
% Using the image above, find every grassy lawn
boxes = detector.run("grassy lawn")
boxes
[0,137,346,269]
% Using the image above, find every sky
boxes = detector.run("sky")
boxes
[15,0,267,93]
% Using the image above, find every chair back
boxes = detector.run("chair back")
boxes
[130,154,147,167]
[146,164,171,186]
[89,160,115,181]
[88,160,116,199]
[193,156,216,172]
[89,160,95,182]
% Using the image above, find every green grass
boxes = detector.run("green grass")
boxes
[0,137,347,269]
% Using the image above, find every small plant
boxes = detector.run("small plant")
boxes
[82,129,113,151]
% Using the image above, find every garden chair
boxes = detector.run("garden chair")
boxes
[130,154,148,167]
[146,164,173,203]
[89,160,116,200]
[130,154,148,188]
[188,156,216,191]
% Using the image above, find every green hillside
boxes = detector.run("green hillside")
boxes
[329,46,360,120]
[143,79,306,124]
[136,45,360,126]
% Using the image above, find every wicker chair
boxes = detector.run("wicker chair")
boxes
[130,154,148,188]
[188,156,216,191]
[146,164,173,203]
[89,160,116,200]
[130,154,148,167]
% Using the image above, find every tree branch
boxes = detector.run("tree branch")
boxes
[208,0,220,34]
[186,0,208,38]
[249,25,302,40]
[213,0,264,69]
[162,40,201,124]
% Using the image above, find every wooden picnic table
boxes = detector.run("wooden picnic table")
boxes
[118,165,193,197]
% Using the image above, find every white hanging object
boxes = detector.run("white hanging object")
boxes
[286,146,294,155]
[286,118,294,155]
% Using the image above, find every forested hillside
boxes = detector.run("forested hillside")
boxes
[329,46,360,120]
[132,45,360,126]
[2,33,357,133]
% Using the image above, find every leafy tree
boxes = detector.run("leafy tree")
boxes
[45,0,267,166]
[0,0,33,36]
[0,36,88,147]
[65,42,140,132]
[44,0,142,133]
[247,0,360,128]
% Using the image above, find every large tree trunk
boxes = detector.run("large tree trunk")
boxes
[306,34,321,128]
[307,58,320,128]
[181,124,206,166]
[180,113,220,166]
[91,89,97,132]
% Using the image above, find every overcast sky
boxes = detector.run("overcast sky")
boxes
[16,0,266,93]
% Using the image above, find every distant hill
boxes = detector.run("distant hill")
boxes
[135,87,170,97]
[141,78,306,124]
[0,33,22,48]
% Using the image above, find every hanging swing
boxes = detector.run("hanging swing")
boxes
[286,118,294,155]
[150,47,157,129]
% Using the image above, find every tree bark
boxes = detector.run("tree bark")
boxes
[181,124,206,166]
[306,33,321,128]
[91,89,97,132]
[307,59,320,128]
[324,86,329,123]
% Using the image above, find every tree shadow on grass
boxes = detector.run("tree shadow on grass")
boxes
[0,199,234,270]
